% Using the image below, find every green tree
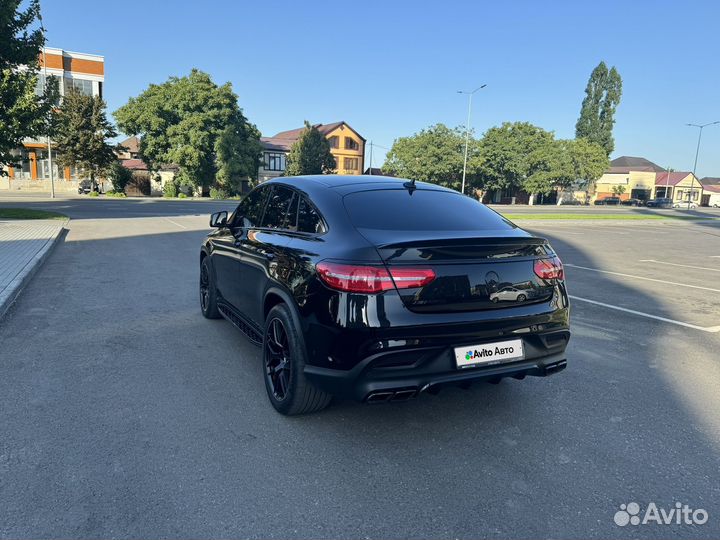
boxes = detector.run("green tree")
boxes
[476,122,554,200]
[107,161,133,193]
[383,124,476,190]
[114,69,261,194]
[0,0,58,173]
[523,139,575,202]
[567,137,609,202]
[611,184,626,198]
[575,61,623,156]
[53,90,118,191]
[284,121,336,176]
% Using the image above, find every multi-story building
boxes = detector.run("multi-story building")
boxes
[1,47,105,192]
[258,121,365,183]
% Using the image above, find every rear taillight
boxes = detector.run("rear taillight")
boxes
[534,256,564,280]
[316,262,435,293]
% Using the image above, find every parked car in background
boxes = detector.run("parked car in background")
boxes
[199,176,570,415]
[489,287,531,303]
[78,180,93,194]
[645,197,673,208]
[673,201,698,209]
[594,197,621,205]
[621,198,644,206]
[77,180,104,195]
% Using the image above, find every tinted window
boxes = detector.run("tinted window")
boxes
[261,186,296,229]
[297,197,326,234]
[284,192,299,231]
[234,186,268,228]
[343,189,514,231]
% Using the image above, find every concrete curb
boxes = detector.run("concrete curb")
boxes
[0,219,68,321]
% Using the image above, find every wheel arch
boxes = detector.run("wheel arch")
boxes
[263,287,308,353]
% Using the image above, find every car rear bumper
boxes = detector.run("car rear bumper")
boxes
[303,329,569,402]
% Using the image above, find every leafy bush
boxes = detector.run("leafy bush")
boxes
[178,192,187,198]
[88,191,99,197]
[163,182,177,198]
[210,187,228,200]
[107,162,133,194]
[105,190,127,198]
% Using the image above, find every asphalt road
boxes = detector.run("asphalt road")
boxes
[1,198,719,539]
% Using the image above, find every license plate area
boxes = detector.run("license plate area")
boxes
[454,338,524,369]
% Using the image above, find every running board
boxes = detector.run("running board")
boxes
[217,302,262,346]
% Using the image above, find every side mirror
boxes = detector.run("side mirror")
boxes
[210,211,228,228]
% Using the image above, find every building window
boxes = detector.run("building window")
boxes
[328,136,339,149]
[64,77,93,96]
[344,137,359,150]
[34,74,61,103]
[16,149,32,179]
[35,149,65,180]
[265,152,286,171]
[343,157,359,171]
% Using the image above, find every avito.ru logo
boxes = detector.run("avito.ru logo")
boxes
[614,502,708,526]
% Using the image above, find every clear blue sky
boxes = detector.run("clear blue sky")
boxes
[41,0,720,178]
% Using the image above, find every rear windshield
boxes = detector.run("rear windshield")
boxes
[343,189,515,231]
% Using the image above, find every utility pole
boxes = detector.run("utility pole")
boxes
[457,85,486,195]
[368,141,373,175]
[686,121,719,209]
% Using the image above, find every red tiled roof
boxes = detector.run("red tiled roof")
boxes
[121,158,148,171]
[120,159,178,172]
[703,184,720,193]
[654,172,694,186]
[267,121,365,145]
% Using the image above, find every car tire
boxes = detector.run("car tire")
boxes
[491,297,499,303]
[517,294,527,302]
[199,257,221,319]
[263,303,331,416]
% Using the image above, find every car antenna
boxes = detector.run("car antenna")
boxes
[403,178,416,194]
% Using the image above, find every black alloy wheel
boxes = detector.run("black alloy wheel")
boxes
[264,318,291,401]
[199,258,220,319]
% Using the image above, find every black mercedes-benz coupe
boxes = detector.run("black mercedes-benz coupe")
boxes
[200,175,570,415]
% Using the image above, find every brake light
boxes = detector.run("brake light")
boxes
[534,256,564,280]
[316,262,435,293]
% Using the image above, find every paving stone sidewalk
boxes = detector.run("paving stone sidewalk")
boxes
[0,219,66,319]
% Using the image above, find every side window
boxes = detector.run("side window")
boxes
[261,186,296,229]
[284,193,299,231]
[297,196,326,234]
[233,186,268,228]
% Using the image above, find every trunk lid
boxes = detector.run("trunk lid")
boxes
[359,229,557,313]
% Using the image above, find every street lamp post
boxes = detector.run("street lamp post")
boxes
[42,44,55,199]
[37,3,55,199]
[457,84,486,195]
[686,121,719,209]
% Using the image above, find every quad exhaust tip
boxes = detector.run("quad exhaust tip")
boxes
[366,388,418,403]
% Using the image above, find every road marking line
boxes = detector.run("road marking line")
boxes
[164,218,187,229]
[565,264,720,293]
[639,259,720,272]
[569,295,720,333]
